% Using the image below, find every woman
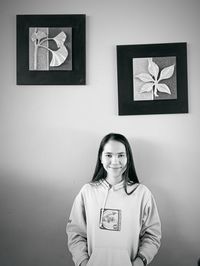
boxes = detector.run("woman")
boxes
[66,133,161,266]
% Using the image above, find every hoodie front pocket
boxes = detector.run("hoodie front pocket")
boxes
[87,248,132,266]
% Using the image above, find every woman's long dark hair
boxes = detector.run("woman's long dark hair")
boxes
[91,133,139,194]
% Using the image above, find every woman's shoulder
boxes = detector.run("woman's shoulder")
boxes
[128,182,152,196]
[79,181,98,193]
[73,183,92,200]
[79,182,92,192]
[138,183,151,192]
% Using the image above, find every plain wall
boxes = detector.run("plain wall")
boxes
[0,0,200,265]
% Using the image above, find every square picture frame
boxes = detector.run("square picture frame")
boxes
[117,42,188,115]
[17,14,86,85]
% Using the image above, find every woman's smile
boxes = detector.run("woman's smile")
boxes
[101,140,127,184]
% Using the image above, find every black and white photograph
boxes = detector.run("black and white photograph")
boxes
[1,1,200,266]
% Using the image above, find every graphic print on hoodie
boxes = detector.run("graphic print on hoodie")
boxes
[99,208,121,231]
[66,179,161,266]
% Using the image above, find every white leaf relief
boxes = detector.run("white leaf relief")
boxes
[159,64,175,81]
[156,83,171,94]
[50,45,68,67]
[140,83,154,93]
[53,31,67,48]
[136,73,154,82]
[135,58,175,98]
[31,28,69,69]
[148,58,159,80]
[31,31,47,42]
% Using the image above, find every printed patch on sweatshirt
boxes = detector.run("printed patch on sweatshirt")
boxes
[99,208,121,231]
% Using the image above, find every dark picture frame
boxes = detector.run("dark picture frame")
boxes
[17,14,86,85]
[117,42,188,115]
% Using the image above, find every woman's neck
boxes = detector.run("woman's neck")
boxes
[106,175,123,186]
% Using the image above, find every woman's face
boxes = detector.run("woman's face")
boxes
[101,140,127,180]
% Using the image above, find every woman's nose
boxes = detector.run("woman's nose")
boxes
[111,155,119,164]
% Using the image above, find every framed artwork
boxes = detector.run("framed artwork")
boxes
[117,42,188,115]
[17,14,86,85]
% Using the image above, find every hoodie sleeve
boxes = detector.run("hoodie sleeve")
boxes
[66,186,89,266]
[138,189,161,264]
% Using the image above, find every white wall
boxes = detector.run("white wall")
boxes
[0,0,200,265]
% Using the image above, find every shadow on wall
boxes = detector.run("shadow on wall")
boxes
[0,129,98,266]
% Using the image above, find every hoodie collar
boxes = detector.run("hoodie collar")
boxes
[100,179,125,191]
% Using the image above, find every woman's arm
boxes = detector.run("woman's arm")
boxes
[138,191,161,265]
[66,186,89,266]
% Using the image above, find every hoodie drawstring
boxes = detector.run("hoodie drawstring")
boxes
[99,184,112,228]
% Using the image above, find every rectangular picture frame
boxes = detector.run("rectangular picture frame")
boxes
[17,14,86,85]
[117,42,188,115]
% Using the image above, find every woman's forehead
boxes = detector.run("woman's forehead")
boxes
[103,140,126,153]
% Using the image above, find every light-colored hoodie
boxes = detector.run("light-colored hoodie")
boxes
[66,180,161,266]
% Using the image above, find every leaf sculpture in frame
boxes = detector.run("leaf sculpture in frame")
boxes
[31,28,68,70]
[135,58,175,98]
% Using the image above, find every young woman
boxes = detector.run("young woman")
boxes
[66,133,161,266]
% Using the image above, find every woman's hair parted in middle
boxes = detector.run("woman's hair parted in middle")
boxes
[91,133,139,194]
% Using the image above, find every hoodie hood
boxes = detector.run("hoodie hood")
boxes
[92,178,140,193]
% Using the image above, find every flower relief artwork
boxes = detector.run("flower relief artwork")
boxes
[29,27,72,71]
[133,57,177,101]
